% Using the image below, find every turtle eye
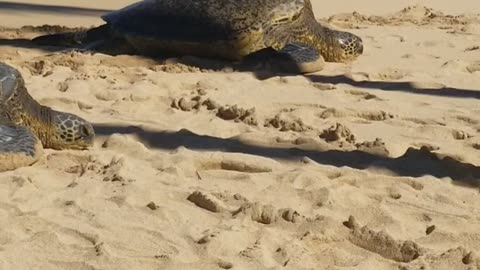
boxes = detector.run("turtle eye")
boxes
[337,38,349,49]
[79,125,90,137]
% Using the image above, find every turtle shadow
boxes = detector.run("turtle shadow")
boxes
[0,38,62,52]
[0,38,308,76]
[135,54,480,98]
[0,25,90,52]
[0,37,478,99]
[153,52,480,98]
[0,37,249,63]
[305,74,480,99]
[170,52,309,76]
[92,123,480,188]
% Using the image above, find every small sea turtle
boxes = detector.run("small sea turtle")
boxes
[32,0,363,74]
[0,63,95,172]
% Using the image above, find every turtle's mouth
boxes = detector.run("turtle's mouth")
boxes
[68,132,95,150]
[49,129,95,150]
[49,139,93,150]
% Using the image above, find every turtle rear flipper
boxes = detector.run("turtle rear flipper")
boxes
[32,24,134,55]
[243,43,325,74]
[31,24,111,48]
[0,124,43,172]
[32,31,88,47]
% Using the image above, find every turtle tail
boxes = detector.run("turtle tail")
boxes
[31,24,111,47]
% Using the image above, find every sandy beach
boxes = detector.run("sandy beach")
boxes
[0,0,480,269]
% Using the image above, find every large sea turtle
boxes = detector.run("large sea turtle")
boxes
[32,0,364,74]
[0,63,95,172]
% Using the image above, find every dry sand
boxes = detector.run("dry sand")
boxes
[1,1,480,269]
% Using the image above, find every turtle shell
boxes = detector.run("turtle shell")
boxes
[101,0,309,58]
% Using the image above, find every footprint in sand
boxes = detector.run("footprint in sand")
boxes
[43,52,88,72]
[343,215,424,263]
[150,62,202,73]
[264,111,313,132]
[94,90,120,102]
[311,82,336,91]
[344,89,382,101]
[357,111,395,121]
[187,191,230,213]
[38,147,95,177]
[318,108,350,119]
[182,79,219,93]
[57,81,70,93]
[355,138,390,157]
[298,187,331,208]
[171,96,203,111]
[466,61,480,73]
[187,190,304,224]
[22,60,52,76]
[216,105,258,126]
[471,143,480,151]
[196,230,221,245]
[217,260,234,269]
[171,94,258,126]
[422,247,479,269]
[53,144,135,187]
[401,116,446,126]
[452,129,473,140]
[170,89,219,111]
[196,79,219,90]
[320,108,395,122]
[441,59,469,71]
[232,202,303,224]
[319,123,356,144]
[372,67,409,81]
[97,158,132,184]
[455,115,480,126]
[465,45,480,52]
[441,59,480,74]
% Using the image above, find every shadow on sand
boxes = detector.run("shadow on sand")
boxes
[306,74,480,99]
[0,38,64,52]
[1,33,479,99]
[0,1,112,16]
[0,23,478,186]
[93,124,480,187]
[1,36,479,100]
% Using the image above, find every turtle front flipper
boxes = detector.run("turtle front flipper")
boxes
[275,43,325,74]
[0,124,43,172]
[244,43,325,74]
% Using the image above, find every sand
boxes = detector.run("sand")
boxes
[0,1,480,269]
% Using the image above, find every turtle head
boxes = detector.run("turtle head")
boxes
[49,111,95,150]
[326,30,364,62]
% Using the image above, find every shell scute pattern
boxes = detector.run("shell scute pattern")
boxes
[106,0,300,40]
[266,0,305,26]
